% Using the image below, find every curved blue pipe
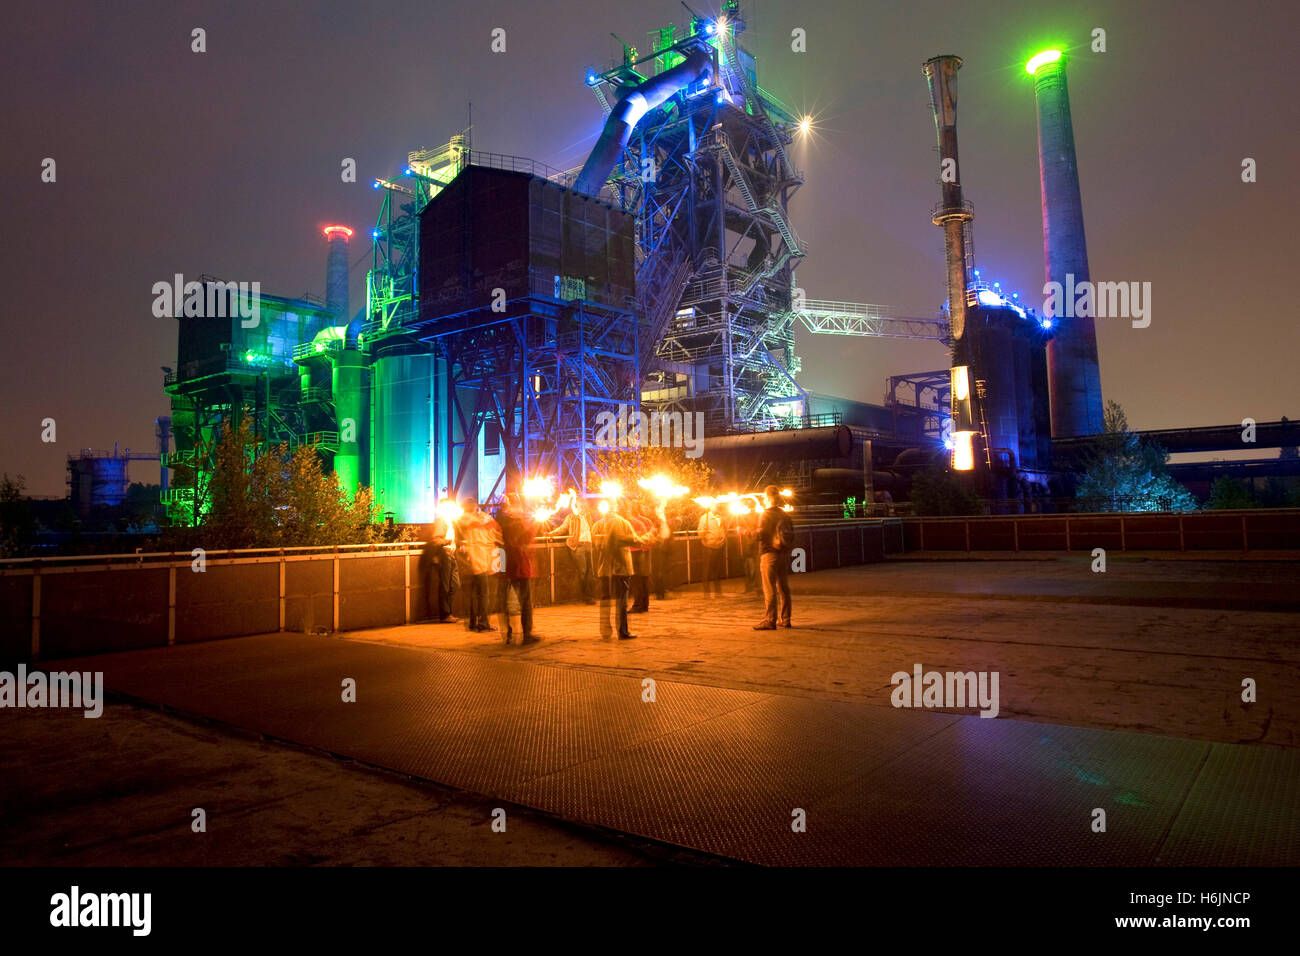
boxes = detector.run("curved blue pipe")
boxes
[574,49,713,197]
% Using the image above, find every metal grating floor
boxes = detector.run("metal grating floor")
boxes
[56,633,1300,866]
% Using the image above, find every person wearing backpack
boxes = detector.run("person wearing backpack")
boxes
[753,484,794,630]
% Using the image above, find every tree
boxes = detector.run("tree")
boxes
[910,466,983,516]
[199,420,381,548]
[0,474,38,557]
[1075,400,1197,512]
[591,446,717,525]
[1205,476,1255,510]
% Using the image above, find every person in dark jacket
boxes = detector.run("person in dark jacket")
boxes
[754,485,794,630]
[419,515,460,623]
[627,506,654,612]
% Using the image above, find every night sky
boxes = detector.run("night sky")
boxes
[2,0,1295,494]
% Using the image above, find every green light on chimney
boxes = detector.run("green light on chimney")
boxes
[1026,50,1062,75]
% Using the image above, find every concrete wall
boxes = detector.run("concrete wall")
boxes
[0,521,904,664]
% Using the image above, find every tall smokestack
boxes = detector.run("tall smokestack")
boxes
[1028,50,1104,437]
[924,55,979,463]
[924,55,974,346]
[323,225,352,321]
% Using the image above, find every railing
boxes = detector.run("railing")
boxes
[796,300,949,341]
[0,521,905,661]
[931,199,974,224]
[293,339,341,362]
[298,386,332,404]
[900,508,1300,554]
[303,431,340,450]
[167,354,297,387]
[719,411,842,435]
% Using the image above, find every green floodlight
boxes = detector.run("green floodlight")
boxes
[1026,49,1062,76]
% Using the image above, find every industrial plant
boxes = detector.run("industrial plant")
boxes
[148,2,1295,527]
[6,0,1299,906]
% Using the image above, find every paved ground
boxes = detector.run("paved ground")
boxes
[0,702,710,866]
[6,557,1296,866]
[350,557,1300,747]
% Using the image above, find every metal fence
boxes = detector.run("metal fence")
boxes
[900,508,1300,554]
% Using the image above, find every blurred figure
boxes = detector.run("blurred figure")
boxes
[696,501,726,597]
[457,498,502,633]
[549,495,596,604]
[740,507,760,593]
[754,485,794,630]
[649,499,673,601]
[420,512,459,623]
[628,505,653,613]
[496,493,539,644]
[592,498,642,640]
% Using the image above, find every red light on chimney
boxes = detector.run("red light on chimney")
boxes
[323,225,354,241]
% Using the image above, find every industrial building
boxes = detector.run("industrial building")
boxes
[159,5,1296,525]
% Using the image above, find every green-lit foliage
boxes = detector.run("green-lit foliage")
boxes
[911,466,983,516]
[1075,401,1197,512]
[200,420,382,548]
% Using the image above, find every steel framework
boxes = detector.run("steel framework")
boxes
[587,4,807,434]
[794,299,949,341]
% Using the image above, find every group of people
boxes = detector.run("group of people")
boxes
[419,494,539,645]
[418,484,795,643]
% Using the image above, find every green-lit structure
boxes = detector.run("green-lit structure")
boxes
[163,3,820,525]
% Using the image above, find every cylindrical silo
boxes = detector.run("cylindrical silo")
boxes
[1028,50,1104,438]
[332,348,367,496]
[371,346,433,523]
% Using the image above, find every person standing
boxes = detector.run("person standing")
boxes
[741,508,761,593]
[628,505,653,613]
[754,485,794,630]
[497,493,539,645]
[696,502,726,597]
[592,499,641,640]
[457,498,502,633]
[549,496,596,604]
[649,500,672,601]
[421,512,460,623]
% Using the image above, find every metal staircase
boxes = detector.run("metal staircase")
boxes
[717,26,795,185]
[636,248,693,368]
[711,133,801,259]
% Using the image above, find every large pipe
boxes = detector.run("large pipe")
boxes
[1029,51,1104,437]
[574,49,713,197]
[923,55,974,346]
[700,424,853,461]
